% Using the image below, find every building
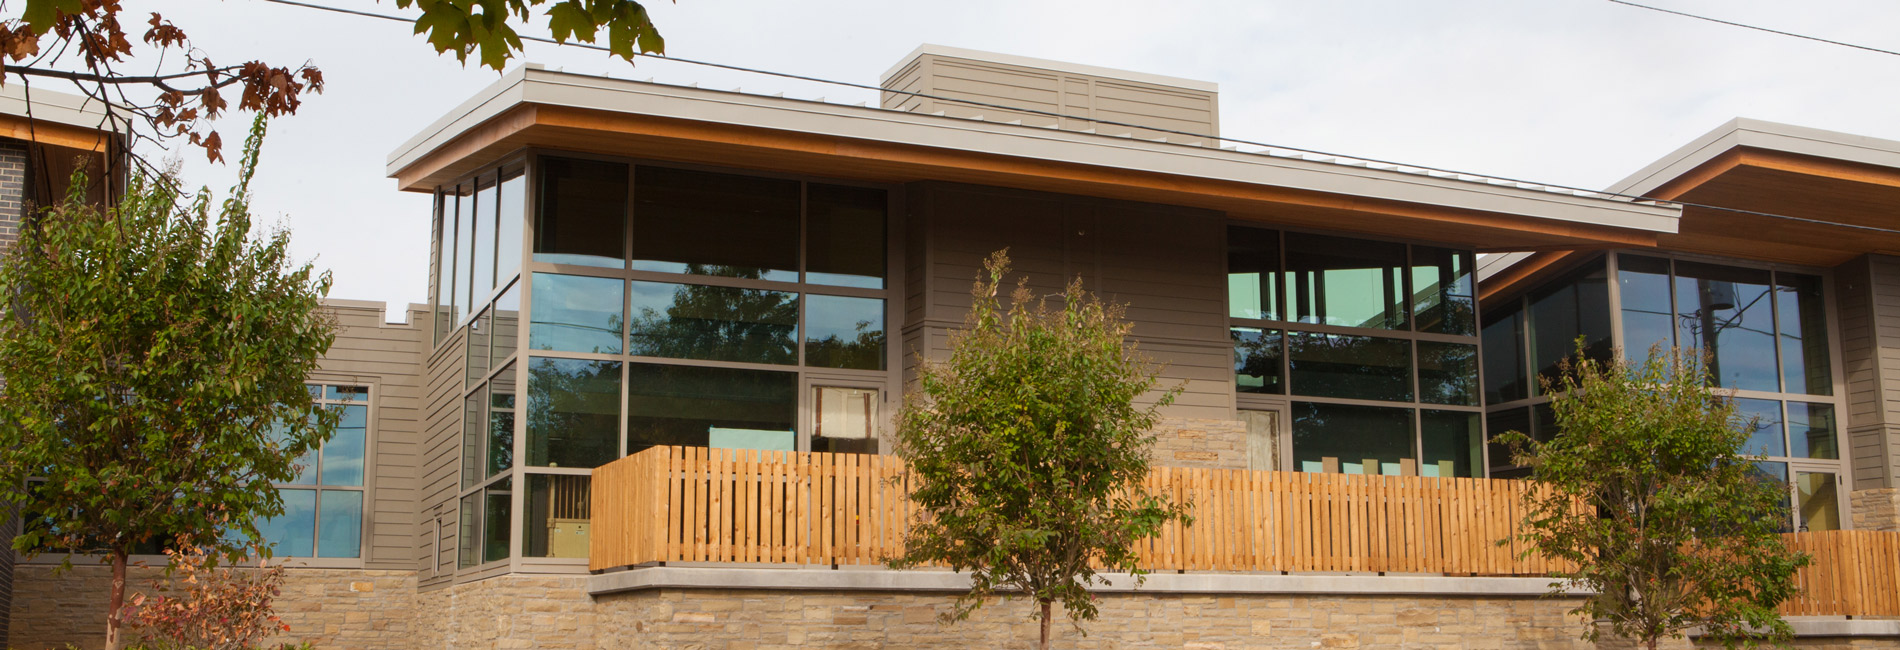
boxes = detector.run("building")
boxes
[13,46,1900,648]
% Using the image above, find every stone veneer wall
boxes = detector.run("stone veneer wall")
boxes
[1850,488,1900,531]
[9,564,417,650]
[409,574,596,649]
[1151,417,1250,470]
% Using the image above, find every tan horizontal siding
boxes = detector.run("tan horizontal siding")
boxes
[314,304,426,571]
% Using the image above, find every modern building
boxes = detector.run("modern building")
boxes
[13,46,1900,648]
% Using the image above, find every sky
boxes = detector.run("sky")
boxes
[32,0,1900,320]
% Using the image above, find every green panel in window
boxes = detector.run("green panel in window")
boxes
[1411,246,1475,336]
[1283,232,1406,330]
[1227,226,1280,321]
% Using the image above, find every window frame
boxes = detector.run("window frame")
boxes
[255,382,375,567]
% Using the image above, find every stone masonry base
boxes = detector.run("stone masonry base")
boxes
[14,566,1900,649]
[1851,488,1900,531]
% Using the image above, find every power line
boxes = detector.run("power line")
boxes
[1606,0,1900,58]
[258,0,1900,238]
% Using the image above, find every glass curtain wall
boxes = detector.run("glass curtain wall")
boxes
[434,154,892,570]
[1481,251,1844,529]
[1227,226,1484,477]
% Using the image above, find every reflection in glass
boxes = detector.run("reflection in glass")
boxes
[1617,254,1674,360]
[1796,471,1839,531]
[627,280,797,365]
[1231,327,1283,394]
[1751,461,1792,531]
[491,280,520,367]
[1481,304,1527,404]
[526,358,622,468]
[626,363,797,454]
[260,488,316,557]
[1674,261,1777,392]
[317,491,363,558]
[465,307,490,388]
[1789,402,1838,460]
[326,385,368,402]
[633,166,798,281]
[496,170,525,282]
[1528,260,1611,393]
[1417,342,1478,406]
[323,405,367,487]
[1732,398,1786,457]
[461,391,481,489]
[1291,402,1414,475]
[526,474,591,558]
[806,184,887,288]
[1283,233,1407,330]
[1421,410,1482,478]
[432,194,451,344]
[471,180,496,306]
[1412,246,1475,335]
[483,478,512,563]
[804,295,884,370]
[451,188,472,325]
[535,157,627,268]
[457,493,478,568]
[488,362,517,478]
[1777,273,1832,396]
[529,273,624,354]
[1227,226,1280,320]
[1288,332,1412,402]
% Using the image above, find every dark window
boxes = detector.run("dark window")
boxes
[1291,402,1414,475]
[1617,254,1675,360]
[1777,273,1831,396]
[1288,332,1412,402]
[625,364,797,455]
[1481,303,1527,404]
[804,295,885,370]
[1412,246,1475,335]
[1527,260,1611,393]
[1486,406,1532,473]
[535,157,627,268]
[432,194,451,344]
[806,184,887,288]
[483,478,512,563]
[526,358,622,469]
[1675,261,1777,392]
[529,273,624,355]
[634,166,799,282]
[1232,327,1283,394]
[1227,226,1281,321]
[627,280,798,365]
[457,493,478,568]
[1283,232,1407,330]
[1417,341,1478,406]
[1421,410,1482,478]
[488,362,517,478]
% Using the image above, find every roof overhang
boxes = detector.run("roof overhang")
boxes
[0,82,123,151]
[390,66,1679,251]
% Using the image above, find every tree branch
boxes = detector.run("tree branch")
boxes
[2,63,244,86]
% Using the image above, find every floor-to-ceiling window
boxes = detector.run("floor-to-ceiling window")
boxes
[1227,225,1484,477]
[431,154,894,571]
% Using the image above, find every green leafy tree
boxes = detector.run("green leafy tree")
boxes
[1496,345,1807,650]
[889,250,1191,650]
[0,0,667,163]
[0,118,338,649]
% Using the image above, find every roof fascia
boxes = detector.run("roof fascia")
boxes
[1609,118,1900,198]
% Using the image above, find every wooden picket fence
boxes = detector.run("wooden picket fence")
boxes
[589,446,1564,574]
[1780,530,1900,616]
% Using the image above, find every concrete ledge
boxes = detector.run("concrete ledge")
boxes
[588,566,1586,598]
[1783,618,1900,637]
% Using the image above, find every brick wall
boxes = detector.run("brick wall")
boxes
[0,141,26,256]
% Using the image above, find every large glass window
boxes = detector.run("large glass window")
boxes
[1231,327,1283,394]
[1421,410,1482,478]
[497,171,525,282]
[1417,342,1478,406]
[535,157,627,268]
[526,358,622,468]
[625,363,797,454]
[1412,246,1475,336]
[530,273,624,354]
[1617,254,1674,359]
[1789,402,1837,460]
[1291,402,1414,475]
[482,477,512,563]
[1675,261,1777,392]
[526,474,591,558]
[261,385,368,559]
[1481,304,1527,404]
[1288,332,1412,402]
[1777,273,1832,396]
[1527,261,1611,393]
[471,179,497,306]
[806,184,887,288]
[627,280,798,364]
[804,295,885,370]
[451,188,472,325]
[488,362,517,478]
[1733,397,1787,457]
[432,193,451,344]
[1227,226,1280,320]
[633,166,799,281]
[1283,233,1407,330]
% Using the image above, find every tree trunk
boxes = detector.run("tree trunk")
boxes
[1644,637,1658,650]
[1041,600,1056,650]
[107,547,128,650]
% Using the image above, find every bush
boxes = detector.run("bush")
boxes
[123,543,293,650]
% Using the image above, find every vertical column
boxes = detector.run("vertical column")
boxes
[1839,254,1900,529]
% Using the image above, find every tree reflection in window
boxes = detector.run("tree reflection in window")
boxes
[628,269,798,365]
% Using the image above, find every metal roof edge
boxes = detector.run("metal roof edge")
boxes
[1607,117,1900,197]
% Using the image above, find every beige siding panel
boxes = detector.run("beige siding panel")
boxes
[880,48,1218,144]
[312,302,426,571]
[1840,254,1900,491]
[416,327,467,590]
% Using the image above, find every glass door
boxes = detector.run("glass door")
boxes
[1788,463,1845,531]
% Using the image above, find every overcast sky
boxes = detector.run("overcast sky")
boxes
[51,0,1900,320]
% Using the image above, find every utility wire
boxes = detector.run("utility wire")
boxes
[260,0,1900,237]
[1607,0,1900,58]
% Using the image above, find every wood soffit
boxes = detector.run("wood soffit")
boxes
[393,104,1661,252]
[0,113,114,152]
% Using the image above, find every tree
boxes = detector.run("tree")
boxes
[0,117,338,649]
[1496,345,1807,650]
[0,0,668,164]
[888,250,1191,650]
